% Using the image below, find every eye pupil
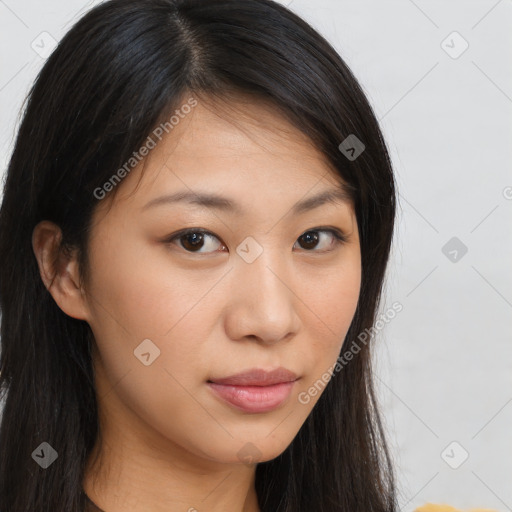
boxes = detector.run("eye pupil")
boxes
[300,231,319,249]
[182,233,204,251]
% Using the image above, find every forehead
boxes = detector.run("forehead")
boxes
[95,95,351,216]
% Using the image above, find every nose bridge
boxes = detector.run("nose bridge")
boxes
[245,248,287,304]
[228,245,299,342]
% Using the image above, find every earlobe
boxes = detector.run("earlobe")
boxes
[31,220,90,322]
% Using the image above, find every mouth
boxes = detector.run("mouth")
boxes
[207,367,299,413]
[208,367,298,386]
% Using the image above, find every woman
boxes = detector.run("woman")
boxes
[0,0,398,510]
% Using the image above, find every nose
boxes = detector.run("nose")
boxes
[223,249,300,345]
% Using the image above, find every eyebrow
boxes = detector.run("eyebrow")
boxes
[141,187,352,215]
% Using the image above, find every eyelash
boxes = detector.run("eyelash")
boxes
[163,227,348,255]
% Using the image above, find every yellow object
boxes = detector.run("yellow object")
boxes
[414,504,498,512]
[415,506,459,512]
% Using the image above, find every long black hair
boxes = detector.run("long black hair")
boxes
[0,0,398,510]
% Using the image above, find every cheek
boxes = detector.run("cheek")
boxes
[307,257,361,338]
[298,255,361,380]
[84,233,214,395]
[86,227,222,341]
[85,239,223,450]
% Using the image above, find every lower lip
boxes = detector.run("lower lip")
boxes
[207,380,297,413]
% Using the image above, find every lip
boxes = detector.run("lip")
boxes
[207,367,299,413]
[208,367,298,386]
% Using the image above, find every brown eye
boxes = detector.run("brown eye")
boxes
[168,229,225,253]
[298,231,319,250]
[294,229,346,252]
[180,232,205,251]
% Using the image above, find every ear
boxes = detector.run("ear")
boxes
[32,220,90,321]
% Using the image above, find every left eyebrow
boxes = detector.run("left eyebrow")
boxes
[141,187,352,215]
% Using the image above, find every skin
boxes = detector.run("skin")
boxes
[32,95,361,512]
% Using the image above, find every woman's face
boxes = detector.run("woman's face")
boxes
[82,96,361,466]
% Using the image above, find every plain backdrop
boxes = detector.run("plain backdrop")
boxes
[1,0,511,510]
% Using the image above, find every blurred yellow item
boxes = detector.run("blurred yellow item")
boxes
[414,504,498,512]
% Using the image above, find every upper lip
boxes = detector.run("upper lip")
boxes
[208,367,298,386]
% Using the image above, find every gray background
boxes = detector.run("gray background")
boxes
[1,0,511,509]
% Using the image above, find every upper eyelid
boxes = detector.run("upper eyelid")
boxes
[170,227,342,239]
